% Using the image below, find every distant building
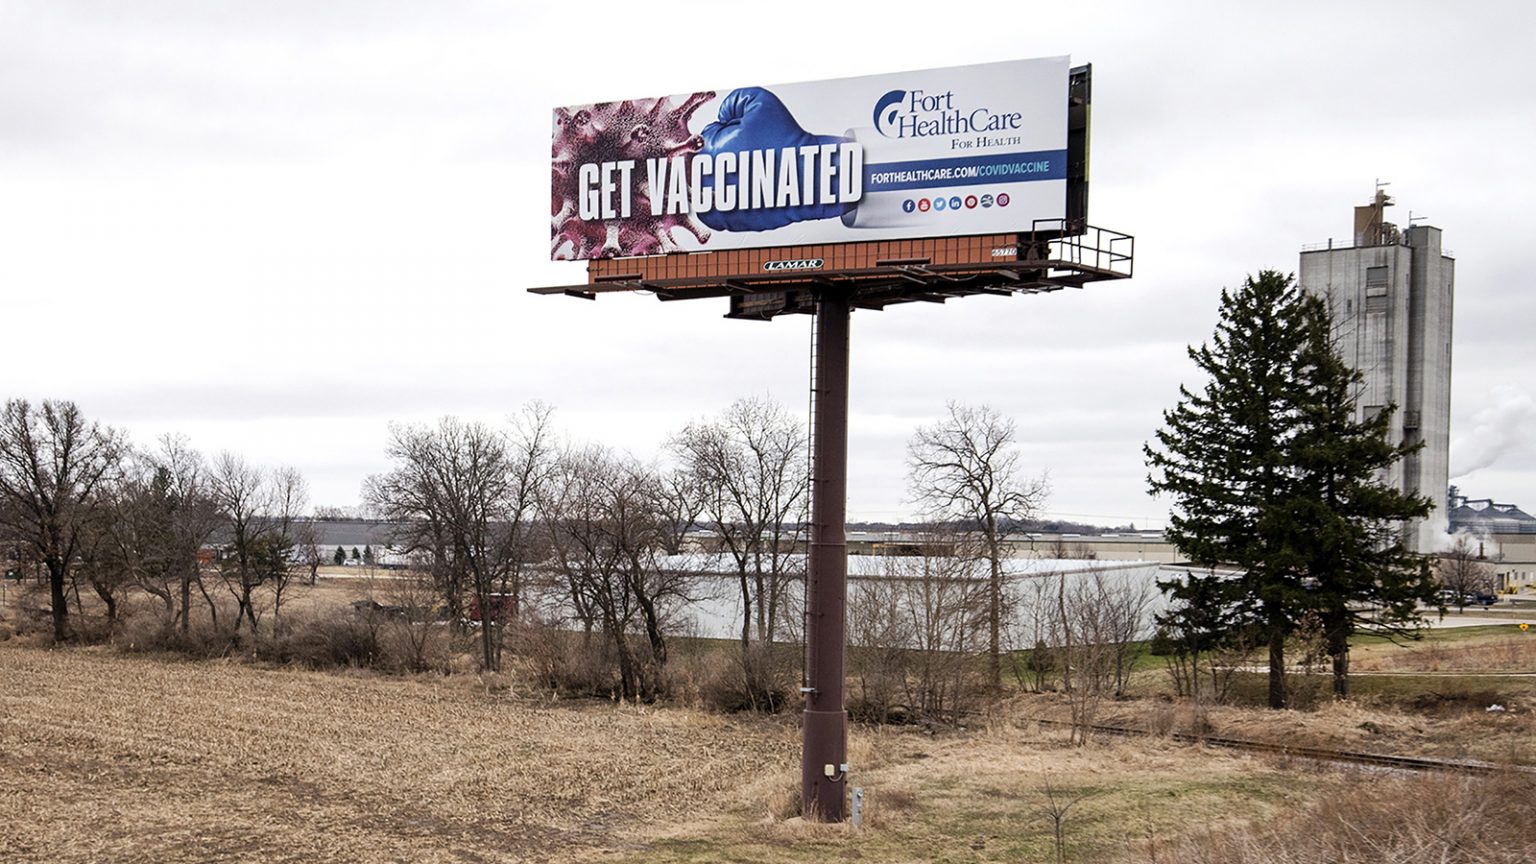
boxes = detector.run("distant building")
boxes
[685,527,1187,564]
[1447,487,1536,592]
[1299,189,1454,553]
[1448,488,1536,537]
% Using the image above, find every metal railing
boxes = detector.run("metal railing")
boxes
[1026,219,1135,278]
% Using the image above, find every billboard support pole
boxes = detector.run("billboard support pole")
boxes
[802,288,850,822]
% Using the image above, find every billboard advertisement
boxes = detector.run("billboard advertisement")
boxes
[551,57,1071,261]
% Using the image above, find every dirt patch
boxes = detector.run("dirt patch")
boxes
[1404,689,1515,715]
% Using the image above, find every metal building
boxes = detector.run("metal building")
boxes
[1298,189,1454,553]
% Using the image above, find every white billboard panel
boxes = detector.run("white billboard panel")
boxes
[551,57,1071,260]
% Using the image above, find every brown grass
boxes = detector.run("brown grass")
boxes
[1023,690,1536,766]
[1,642,1328,864]
[628,717,1320,863]
[1353,634,1536,673]
[0,642,797,863]
[6,584,1533,863]
[1135,771,1536,864]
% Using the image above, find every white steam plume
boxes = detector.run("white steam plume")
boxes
[1450,384,1536,479]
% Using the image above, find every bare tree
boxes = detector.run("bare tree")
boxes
[908,402,1048,688]
[364,408,553,672]
[0,399,124,641]
[502,402,557,621]
[1098,570,1152,697]
[847,572,913,722]
[210,453,268,629]
[1011,573,1059,693]
[365,424,466,626]
[1038,775,1092,864]
[86,438,223,636]
[152,438,223,634]
[1439,533,1496,610]
[649,466,705,555]
[850,531,989,723]
[293,519,324,586]
[381,566,447,673]
[542,446,698,700]
[265,467,307,627]
[630,465,705,670]
[74,503,129,627]
[671,396,808,651]
[1015,567,1146,743]
[207,455,304,631]
[1059,572,1117,743]
[77,443,202,630]
[433,418,517,672]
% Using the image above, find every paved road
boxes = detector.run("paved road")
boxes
[1419,610,1534,629]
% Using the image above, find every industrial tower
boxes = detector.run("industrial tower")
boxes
[1298,189,1454,553]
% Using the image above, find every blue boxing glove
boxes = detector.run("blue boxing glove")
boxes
[697,87,852,232]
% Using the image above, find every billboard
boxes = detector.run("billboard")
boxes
[551,57,1072,261]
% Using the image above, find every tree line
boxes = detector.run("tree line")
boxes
[0,400,323,642]
[5,270,1437,716]
[0,392,1069,713]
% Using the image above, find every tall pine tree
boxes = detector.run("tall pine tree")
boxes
[1146,271,1311,709]
[1286,293,1436,697]
[1148,271,1435,708]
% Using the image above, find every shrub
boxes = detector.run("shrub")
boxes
[379,616,452,674]
[699,643,795,713]
[114,614,236,659]
[282,613,383,668]
[515,622,620,697]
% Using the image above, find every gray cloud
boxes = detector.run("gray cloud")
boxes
[3,0,1533,520]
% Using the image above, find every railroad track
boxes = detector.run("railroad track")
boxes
[1026,717,1536,776]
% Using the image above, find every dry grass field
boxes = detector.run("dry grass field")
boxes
[3,579,1533,863]
[1352,624,1536,673]
[2,641,1346,864]
[0,643,798,863]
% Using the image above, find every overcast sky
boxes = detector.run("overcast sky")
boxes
[3,0,1533,526]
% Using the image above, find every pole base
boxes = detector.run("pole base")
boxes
[801,707,847,822]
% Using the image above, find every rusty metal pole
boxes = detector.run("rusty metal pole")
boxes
[803,289,850,822]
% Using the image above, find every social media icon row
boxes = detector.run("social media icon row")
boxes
[901,192,1010,214]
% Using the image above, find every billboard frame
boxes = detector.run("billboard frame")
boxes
[530,59,1130,825]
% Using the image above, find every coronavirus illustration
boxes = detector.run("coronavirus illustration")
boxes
[551,92,714,259]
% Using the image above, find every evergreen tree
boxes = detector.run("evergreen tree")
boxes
[1148,271,1435,708]
[350,546,361,561]
[1146,271,1312,709]
[362,544,375,566]
[333,545,346,566]
[1285,294,1436,697]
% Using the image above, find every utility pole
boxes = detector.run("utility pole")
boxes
[802,289,850,821]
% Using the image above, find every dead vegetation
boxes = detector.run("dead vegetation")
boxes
[4,641,1533,863]
[1352,633,1536,673]
[0,642,797,864]
[634,720,1314,864]
[1020,690,1536,766]
[1136,771,1536,864]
